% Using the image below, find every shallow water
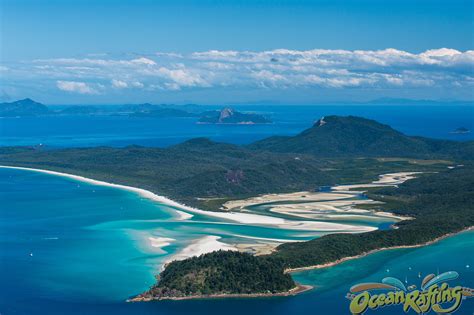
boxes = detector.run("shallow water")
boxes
[1,168,472,314]
[0,168,385,309]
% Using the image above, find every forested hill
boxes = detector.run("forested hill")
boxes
[0,98,49,117]
[1,115,473,299]
[0,142,333,209]
[249,115,474,159]
[0,115,473,210]
[137,165,474,299]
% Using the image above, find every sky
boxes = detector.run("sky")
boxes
[0,0,473,104]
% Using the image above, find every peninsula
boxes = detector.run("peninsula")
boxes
[133,165,473,300]
[0,115,472,300]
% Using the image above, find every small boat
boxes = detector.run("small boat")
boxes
[418,272,421,278]
[345,293,355,300]
[29,252,33,257]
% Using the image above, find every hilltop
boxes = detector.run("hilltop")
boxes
[1,115,473,299]
[249,115,473,159]
[0,98,49,117]
[0,115,472,209]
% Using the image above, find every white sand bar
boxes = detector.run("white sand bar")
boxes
[0,166,373,232]
[149,237,175,249]
[222,191,355,211]
[333,172,422,191]
[166,236,237,264]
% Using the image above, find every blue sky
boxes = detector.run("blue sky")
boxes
[1,0,473,104]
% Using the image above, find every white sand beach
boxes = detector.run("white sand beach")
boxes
[175,210,194,220]
[0,165,377,232]
[235,243,279,256]
[0,166,284,225]
[220,171,420,223]
[0,164,407,268]
[165,235,237,264]
[222,191,353,211]
[332,172,422,191]
[279,221,376,232]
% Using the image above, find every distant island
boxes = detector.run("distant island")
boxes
[1,115,472,208]
[0,98,49,117]
[0,98,271,124]
[451,127,470,134]
[0,115,472,300]
[198,108,271,124]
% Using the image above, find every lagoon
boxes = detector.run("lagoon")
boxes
[1,167,473,314]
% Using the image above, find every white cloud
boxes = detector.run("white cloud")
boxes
[111,79,128,89]
[421,48,461,58]
[130,57,157,65]
[111,79,144,89]
[155,52,183,58]
[157,67,209,87]
[7,48,474,95]
[56,81,99,94]
[131,81,144,88]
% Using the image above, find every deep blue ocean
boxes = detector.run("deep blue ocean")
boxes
[0,105,473,148]
[1,105,473,315]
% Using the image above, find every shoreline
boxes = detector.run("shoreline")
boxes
[0,165,376,233]
[127,284,313,302]
[129,227,472,302]
[3,165,470,302]
[285,226,474,274]
[0,165,200,217]
[164,235,237,266]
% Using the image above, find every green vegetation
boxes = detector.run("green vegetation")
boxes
[1,115,473,298]
[0,144,454,210]
[0,141,333,209]
[143,166,473,299]
[249,116,473,159]
[273,166,474,268]
[2,115,469,210]
[137,251,294,299]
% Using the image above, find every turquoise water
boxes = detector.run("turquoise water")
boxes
[1,168,473,314]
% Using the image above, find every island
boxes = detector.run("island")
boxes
[0,115,472,300]
[0,99,271,124]
[197,108,271,124]
[0,98,49,117]
[451,127,471,134]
